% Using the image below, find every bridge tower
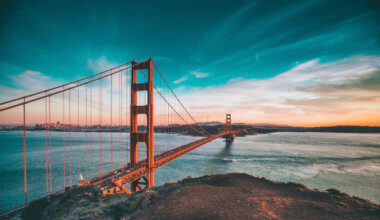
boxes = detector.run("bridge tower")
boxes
[225,114,234,142]
[130,58,155,192]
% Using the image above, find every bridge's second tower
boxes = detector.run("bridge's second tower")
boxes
[225,114,234,142]
[130,58,155,192]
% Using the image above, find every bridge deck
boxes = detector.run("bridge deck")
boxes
[82,130,234,192]
[0,130,233,217]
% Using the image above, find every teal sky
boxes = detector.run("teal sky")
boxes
[0,0,379,125]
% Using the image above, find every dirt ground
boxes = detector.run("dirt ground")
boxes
[20,173,379,219]
[131,173,379,220]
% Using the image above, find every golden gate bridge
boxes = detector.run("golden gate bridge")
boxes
[0,58,234,214]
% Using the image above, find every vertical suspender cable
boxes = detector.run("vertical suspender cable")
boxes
[90,86,93,178]
[49,96,52,192]
[128,70,131,170]
[165,85,167,152]
[45,96,48,193]
[99,80,102,176]
[77,87,80,182]
[23,99,27,204]
[110,74,113,171]
[63,91,66,188]
[119,72,122,168]
[69,90,72,187]
[86,85,88,180]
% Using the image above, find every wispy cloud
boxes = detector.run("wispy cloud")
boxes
[87,56,119,72]
[173,71,209,84]
[1,57,121,101]
[0,57,131,124]
[14,70,50,91]
[298,69,380,93]
[2,55,379,126]
[0,70,58,101]
[177,55,380,126]
[173,76,189,84]
[191,71,209,78]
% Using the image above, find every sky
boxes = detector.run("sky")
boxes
[0,0,379,126]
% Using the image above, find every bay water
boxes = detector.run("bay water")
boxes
[0,131,379,212]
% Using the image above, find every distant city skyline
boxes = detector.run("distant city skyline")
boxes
[0,0,379,126]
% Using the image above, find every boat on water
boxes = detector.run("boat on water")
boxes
[221,158,234,162]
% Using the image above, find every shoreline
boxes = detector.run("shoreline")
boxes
[1,125,380,135]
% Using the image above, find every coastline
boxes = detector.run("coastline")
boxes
[2,123,380,136]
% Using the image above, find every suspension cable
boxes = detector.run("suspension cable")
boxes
[139,69,207,136]
[0,61,132,106]
[0,60,149,112]
[152,61,211,135]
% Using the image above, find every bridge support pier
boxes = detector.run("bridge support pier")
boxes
[225,133,235,142]
[130,58,155,192]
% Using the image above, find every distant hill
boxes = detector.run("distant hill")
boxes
[1,123,379,134]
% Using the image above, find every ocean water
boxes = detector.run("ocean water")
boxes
[0,131,379,211]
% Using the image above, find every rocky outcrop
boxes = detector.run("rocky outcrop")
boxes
[21,173,380,219]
